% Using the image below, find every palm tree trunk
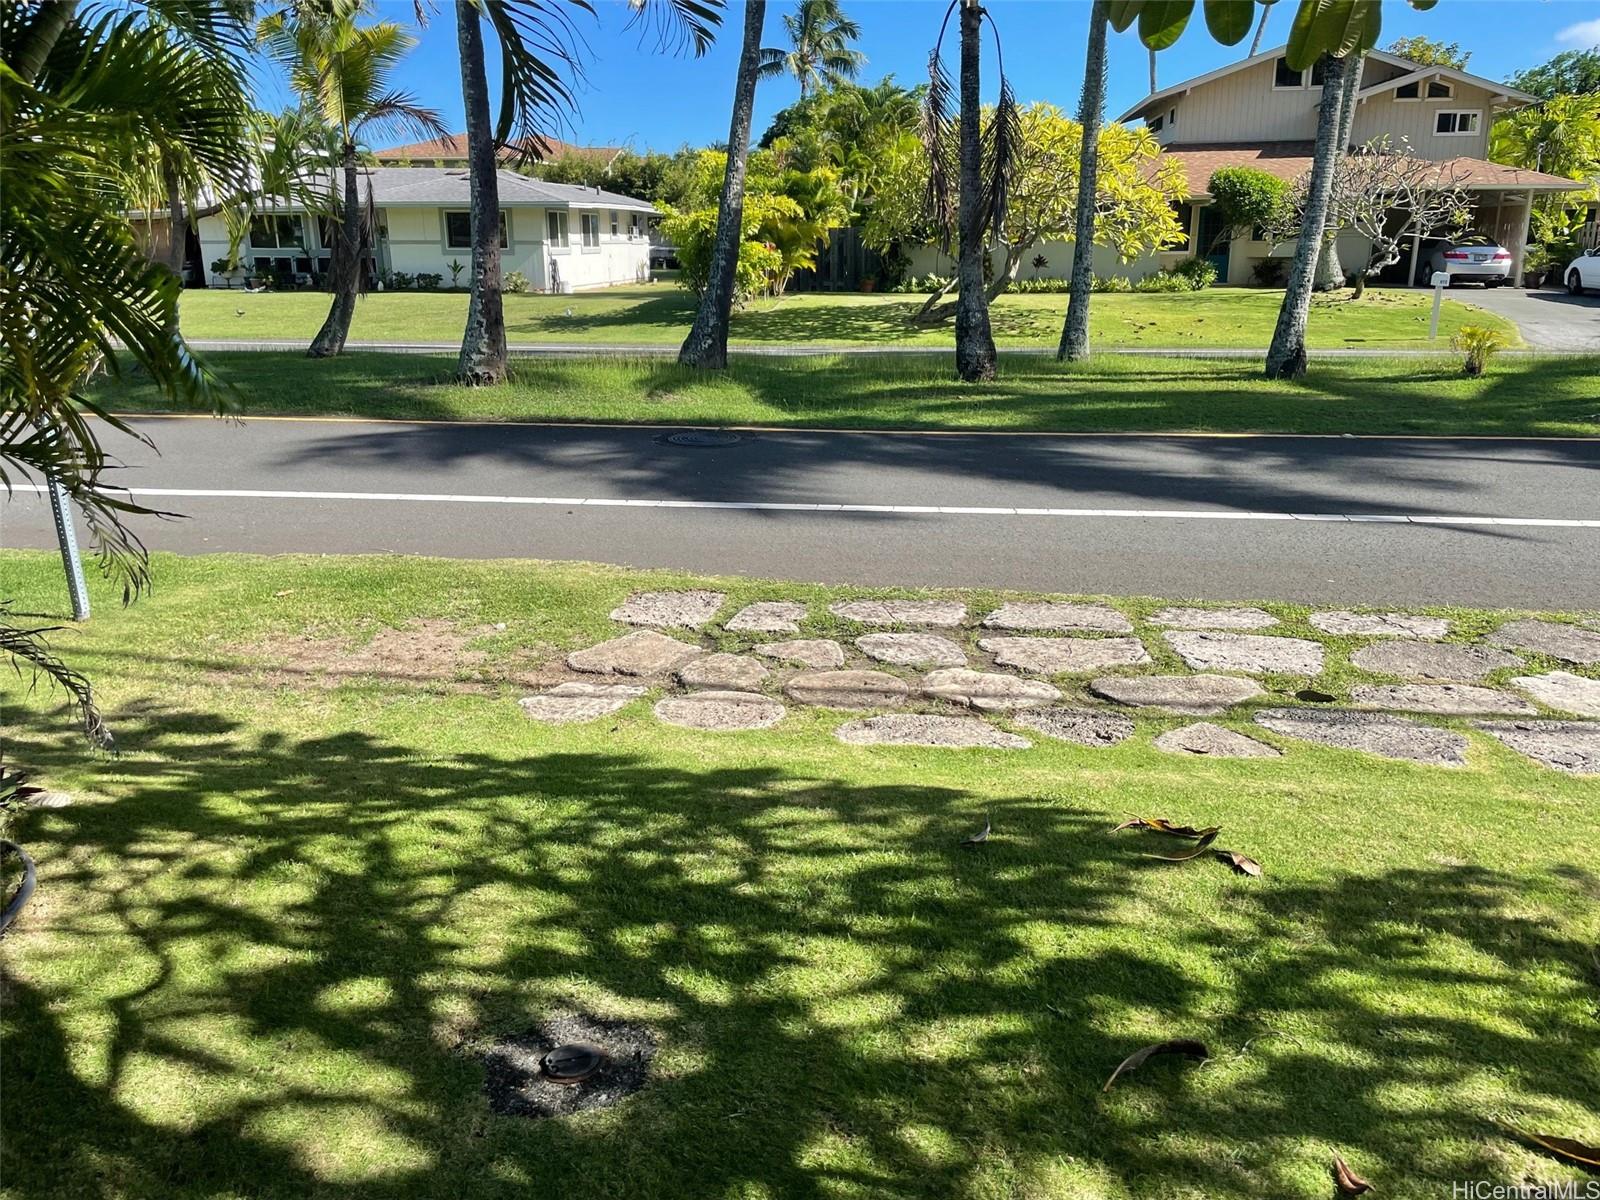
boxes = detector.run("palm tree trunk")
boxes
[1248,3,1269,57]
[1265,54,1350,380]
[1315,55,1363,291]
[163,165,188,335]
[1148,46,1156,93]
[14,0,77,83]
[953,0,996,383]
[679,0,767,370]
[455,0,507,384]
[1058,0,1107,363]
[309,145,360,358]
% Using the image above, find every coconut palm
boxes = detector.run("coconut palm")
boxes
[758,0,864,100]
[1058,0,1109,362]
[679,0,767,369]
[258,1,447,359]
[2,0,255,743]
[451,0,723,383]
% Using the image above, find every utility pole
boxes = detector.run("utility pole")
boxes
[47,476,90,621]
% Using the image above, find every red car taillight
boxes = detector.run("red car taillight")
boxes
[1490,251,1510,261]
[1443,250,1469,260]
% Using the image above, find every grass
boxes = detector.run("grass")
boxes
[3,550,1598,1199]
[106,351,1600,437]
[179,284,1522,350]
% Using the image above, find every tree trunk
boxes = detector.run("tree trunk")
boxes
[1315,55,1363,291]
[679,0,767,370]
[14,0,77,83]
[1265,54,1349,380]
[953,0,996,382]
[455,0,508,384]
[1058,0,1107,363]
[308,145,361,358]
[162,166,188,335]
[1148,46,1156,94]
[914,239,1026,325]
[1248,3,1269,57]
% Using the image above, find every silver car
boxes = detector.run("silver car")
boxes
[1421,233,1513,286]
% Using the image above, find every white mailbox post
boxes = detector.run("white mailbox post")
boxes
[1429,271,1449,340]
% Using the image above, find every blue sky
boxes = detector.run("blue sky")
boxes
[256,1,1600,152]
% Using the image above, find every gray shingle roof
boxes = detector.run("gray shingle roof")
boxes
[364,167,655,212]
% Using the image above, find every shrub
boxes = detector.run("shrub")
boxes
[1170,257,1218,290]
[889,272,949,294]
[1251,257,1288,287]
[1132,270,1193,293]
[505,271,529,294]
[1008,277,1071,294]
[1206,168,1289,247]
[1092,274,1133,293]
[389,271,414,290]
[448,258,465,287]
[1030,253,1050,270]
[1450,324,1509,376]
[415,272,443,291]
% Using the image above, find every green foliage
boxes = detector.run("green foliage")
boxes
[1170,256,1219,289]
[414,273,442,291]
[1207,167,1290,246]
[389,271,414,290]
[1093,273,1134,293]
[1506,47,1600,100]
[1489,93,1600,201]
[661,202,788,302]
[756,0,866,98]
[1451,324,1509,376]
[448,259,466,286]
[1132,270,1193,293]
[1385,35,1468,69]
[504,270,530,294]
[527,147,706,209]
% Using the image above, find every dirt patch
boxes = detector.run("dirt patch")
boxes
[215,619,567,695]
[482,1012,657,1119]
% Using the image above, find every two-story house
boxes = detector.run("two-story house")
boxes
[1117,45,1578,286]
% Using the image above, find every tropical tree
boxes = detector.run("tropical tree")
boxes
[1507,47,1600,100]
[1490,92,1600,195]
[258,2,447,359]
[2,0,256,744]
[680,0,768,369]
[920,0,1021,382]
[1384,34,1467,69]
[758,0,864,99]
[1248,0,1275,56]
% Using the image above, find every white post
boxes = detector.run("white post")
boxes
[1429,271,1448,340]
[1407,231,1421,286]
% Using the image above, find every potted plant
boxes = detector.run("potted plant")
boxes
[210,256,243,286]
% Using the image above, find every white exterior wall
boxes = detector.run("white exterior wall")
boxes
[905,238,1166,283]
[194,204,651,292]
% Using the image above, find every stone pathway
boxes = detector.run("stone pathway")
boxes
[980,636,1150,673]
[1155,722,1281,759]
[515,589,1598,774]
[1163,631,1324,675]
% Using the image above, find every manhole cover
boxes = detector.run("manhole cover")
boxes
[663,429,742,447]
[541,1042,606,1085]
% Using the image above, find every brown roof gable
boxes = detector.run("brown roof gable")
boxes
[1161,141,1582,197]
[374,134,622,163]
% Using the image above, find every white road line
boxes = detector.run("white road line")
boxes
[10,483,1599,528]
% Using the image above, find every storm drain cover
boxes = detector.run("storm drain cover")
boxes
[482,1013,657,1119]
[662,429,742,447]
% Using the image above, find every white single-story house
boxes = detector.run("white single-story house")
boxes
[194,166,657,292]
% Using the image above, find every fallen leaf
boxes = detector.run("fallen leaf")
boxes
[1215,849,1263,877]
[1332,1153,1372,1194]
[1112,817,1220,839]
[1102,1039,1208,1092]
[1145,830,1221,862]
[1515,1130,1600,1172]
[273,590,295,598]
[960,817,990,847]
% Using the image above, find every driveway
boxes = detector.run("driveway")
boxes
[1449,283,1600,352]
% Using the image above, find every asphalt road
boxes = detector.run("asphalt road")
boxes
[1441,284,1600,352]
[4,416,1598,608]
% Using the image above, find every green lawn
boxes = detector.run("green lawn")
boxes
[178,284,1521,350]
[3,551,1598,1199]
[109,351,1600,437]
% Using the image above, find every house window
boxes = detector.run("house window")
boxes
[1434,110,1480,136]
[1147,114,1164,133]
[1273,57,1303,89]
[1171,202,1193,251]
[1427,80,1453,99]
[1169,107,1176,126]
[546,210,569,247]
[609,210,619,236]
[249,214,304,248]
[629,213,644,238]
[1310,57,1326,87]
[444,210,507,249]
[580,212,600,248]
[1395,81,1420,100]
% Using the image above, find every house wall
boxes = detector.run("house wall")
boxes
[1348,79,1497,159]
[195,204,652,292]
[904,238,1161,283]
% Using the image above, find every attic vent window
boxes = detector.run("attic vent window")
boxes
[1427,80,1453,98]
[1396,81,1420,99]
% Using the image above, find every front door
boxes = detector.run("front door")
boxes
[1195,204,1229,283]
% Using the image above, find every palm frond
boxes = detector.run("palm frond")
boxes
[352,88,450,145]
[478,0,594,157]
[0,608,113,749]
[625,0,724,56]
[980,71,1023,239]
[919,2,960,253]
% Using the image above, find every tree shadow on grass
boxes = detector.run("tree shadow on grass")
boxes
[4,703,1596,1199]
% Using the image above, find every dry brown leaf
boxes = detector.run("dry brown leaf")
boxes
[1332,1152,1372,1194]
[1112,817,1220,839]
[1102,1038,1208,1092]
[1516,1129,1600,1172]
[1215,849,1263,877]
[1144,830,1221,862]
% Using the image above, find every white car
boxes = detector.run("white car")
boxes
[1566,247,1600,296]
[1422,233,1512,286]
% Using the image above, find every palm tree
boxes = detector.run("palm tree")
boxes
[258,2,446,359]
[451,0,723,383]
[1058,0,1108,362]
[1248,0,1272,56]
[3,0,255,744]
[758,0,864,99]
[679,0,768,369]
